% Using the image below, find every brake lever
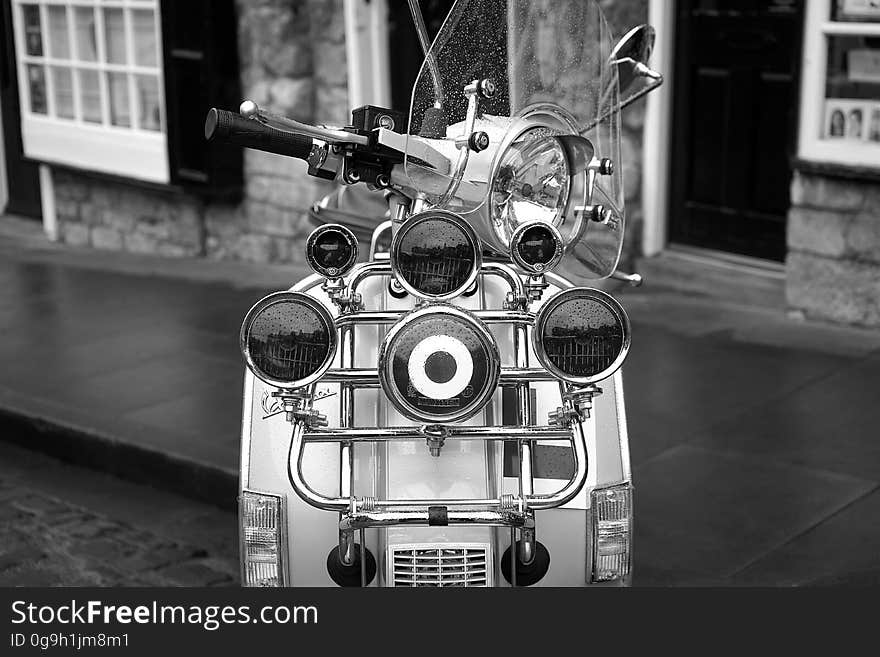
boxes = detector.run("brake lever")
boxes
[239,100,369,148]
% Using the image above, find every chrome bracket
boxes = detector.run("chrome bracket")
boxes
[322,277,364,313]
[422,424,449,457]
[271,390,327,427]
[524,274,549,302]
[550,385,603,425]
[436,78,495,207]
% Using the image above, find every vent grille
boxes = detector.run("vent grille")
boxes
[390,545,492,587]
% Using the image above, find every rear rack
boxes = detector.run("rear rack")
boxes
[285,261,595,582]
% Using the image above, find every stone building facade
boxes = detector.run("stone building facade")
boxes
[50,0,649,270]
[5,0,879,328]
[53,0,345,268]
[787,171,880,327]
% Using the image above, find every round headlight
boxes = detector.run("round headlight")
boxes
[379,305,499,423]
[390,210,481,300]
[534,288,631,385]
[490,128,570,247]
[306,224,358,278]
[510,221,564,274]
[240,291,337,389]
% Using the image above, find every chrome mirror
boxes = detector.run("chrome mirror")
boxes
[611,25,663,111]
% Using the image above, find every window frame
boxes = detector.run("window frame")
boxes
[11,0,169,183]
[798,0,880,169]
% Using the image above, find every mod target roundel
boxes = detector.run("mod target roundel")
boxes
[379,306,500,423]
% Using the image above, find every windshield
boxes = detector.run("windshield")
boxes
[403,0,624,280]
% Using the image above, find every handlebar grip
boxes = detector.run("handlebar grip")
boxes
[204,108,313,160]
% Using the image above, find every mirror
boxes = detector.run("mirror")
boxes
[611,25,662,102]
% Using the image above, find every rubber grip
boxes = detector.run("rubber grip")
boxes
[204,108,313,160]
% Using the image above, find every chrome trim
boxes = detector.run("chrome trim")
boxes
[306,223,358,278]
[369,220,393,260]
[240,291,338,390]
[509,221,564,275]
[341,508,535,531]
[335,309,534,328]
[389,210,482,301]
[390,544,492,587]
[614,369,631,482]
[239,372,254,492]
[485,105,587,252]
[286,417,589,514]
[377,304,500,424]
[533,287,632,386]
[305,426,572,442]
[321,367,555,387]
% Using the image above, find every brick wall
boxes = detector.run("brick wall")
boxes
[786,171,880,327]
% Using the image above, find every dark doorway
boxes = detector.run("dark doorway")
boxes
[669,0,803,262]
[1,0,42,219]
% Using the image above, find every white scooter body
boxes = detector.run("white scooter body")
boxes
[240,259,632,587]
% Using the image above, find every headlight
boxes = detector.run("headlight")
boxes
[240,291,337,389]
[490,128,570,247]
[390,210,481,300]
[306,224,358,278]
[534,288,631,385]
[510,221,564,274]
[378,305,499,423]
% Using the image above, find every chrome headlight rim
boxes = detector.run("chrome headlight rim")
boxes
[390,209,482,302]
[240,291,337,390]
[487,104,587,250]
[534,287,631,386]
[509,220,565,274]
[378,304,501,424]
[305,223,359,278]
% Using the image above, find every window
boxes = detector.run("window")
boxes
[12,0,168,182]
[799,0,880,168]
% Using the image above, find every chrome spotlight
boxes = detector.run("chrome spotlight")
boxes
[378,305,499,423]
[390,210,481,300]
[306,223,358,278]
[534,288,631,385]
[510,221,564,274]
[240,291,337,389]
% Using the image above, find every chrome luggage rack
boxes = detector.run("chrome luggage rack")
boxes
[284,261,598,580]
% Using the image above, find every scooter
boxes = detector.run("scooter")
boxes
[206,0,662,587]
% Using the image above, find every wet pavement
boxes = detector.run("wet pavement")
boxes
[0,441,237,586]
[1,220,879,586]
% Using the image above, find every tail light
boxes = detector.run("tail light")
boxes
[240,491,286,587]
[590,483,632,583]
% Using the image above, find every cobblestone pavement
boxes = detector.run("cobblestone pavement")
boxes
[0,442,238,587]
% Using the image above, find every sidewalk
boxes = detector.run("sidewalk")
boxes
[1,217,879,585]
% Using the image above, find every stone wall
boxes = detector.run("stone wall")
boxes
[55,0,348,267]
[786,171,880,327]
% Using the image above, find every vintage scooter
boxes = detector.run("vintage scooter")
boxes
[206,0,662,587]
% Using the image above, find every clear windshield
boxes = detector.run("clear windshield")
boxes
[403,0,625,280]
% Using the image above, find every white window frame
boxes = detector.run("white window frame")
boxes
[11,0,169,183]
[798,0,880,169]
